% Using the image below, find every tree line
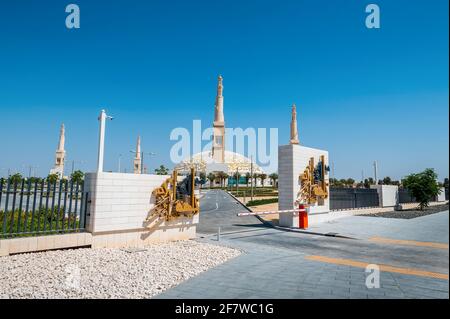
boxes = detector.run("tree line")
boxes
[205,172,279,188]
[330,175,449,189]
[4,170,85,185]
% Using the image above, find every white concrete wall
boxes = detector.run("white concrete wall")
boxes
[370,185,399,207]
[84,172,199,247]
[278,144,330,227]
[0,233,92,257]
[437,187,446,202]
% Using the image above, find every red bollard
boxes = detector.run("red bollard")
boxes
[298,204,308,229]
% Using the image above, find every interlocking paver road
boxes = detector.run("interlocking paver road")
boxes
[156,190,449,299]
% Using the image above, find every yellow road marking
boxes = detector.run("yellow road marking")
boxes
[369,237,449,250]
[305,255,449,280]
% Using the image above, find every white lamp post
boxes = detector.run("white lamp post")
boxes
[97,109,114,173]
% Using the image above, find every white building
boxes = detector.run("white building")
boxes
[175,75,268,186]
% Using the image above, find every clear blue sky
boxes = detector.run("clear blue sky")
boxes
[0,0,448,181]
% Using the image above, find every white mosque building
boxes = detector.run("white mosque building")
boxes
[175,75,266,186]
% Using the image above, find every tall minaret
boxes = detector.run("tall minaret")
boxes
[133,136,142,174]
[212,75,225,163]
[290,104,300,145]
[50,123,66,178]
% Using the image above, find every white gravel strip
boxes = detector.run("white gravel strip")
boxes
[0,241,241,299]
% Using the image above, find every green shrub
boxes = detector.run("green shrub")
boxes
[0,207,80,237]
[246,198,278,206]
[403,168,441,210]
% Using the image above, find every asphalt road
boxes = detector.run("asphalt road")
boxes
[196,189,267,235]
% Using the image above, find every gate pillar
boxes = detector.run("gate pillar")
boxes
[278,144,330,227]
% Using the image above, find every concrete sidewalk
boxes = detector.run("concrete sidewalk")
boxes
[156,211,449,299]
[307,210,449,242]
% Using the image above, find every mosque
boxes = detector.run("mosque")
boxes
[49,75,302,188]
[174,76,266,185]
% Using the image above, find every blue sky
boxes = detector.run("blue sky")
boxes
[0,0,448,180]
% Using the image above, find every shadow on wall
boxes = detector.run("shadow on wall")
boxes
[140,192,196,242]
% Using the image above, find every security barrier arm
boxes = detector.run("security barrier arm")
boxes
[237,207,308,217]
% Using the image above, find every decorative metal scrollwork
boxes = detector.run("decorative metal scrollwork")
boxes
[297,155,329,205]
[147,168,199,222]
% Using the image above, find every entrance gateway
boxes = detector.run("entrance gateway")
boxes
[277,103,330,227]
[278,144,330,227]
[279,104,329,227]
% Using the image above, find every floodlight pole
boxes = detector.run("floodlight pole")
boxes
[374,161,378,185]
[250,156,254,201]
[97,109,113,173]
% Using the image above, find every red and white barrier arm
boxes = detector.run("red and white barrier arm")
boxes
[237,208,307,217]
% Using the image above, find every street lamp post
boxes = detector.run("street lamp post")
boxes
[97,109,114,173]
[250,156,254,202]
[28,165,39,178]
[70,160,85,174]
[373,161,378,185]
[0,168,12,178]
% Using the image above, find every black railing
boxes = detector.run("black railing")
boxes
[0,178,88,238]
[330,188,379,210]
[398,188,416,203]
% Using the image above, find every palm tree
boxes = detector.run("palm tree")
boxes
[260,173,267,187]
[346,178,355,188]
[245,172,251,188]
[253,173,259,187]
[233,171,241,191]
[216,171,227,188]
[70,170,84,184]
[9,173,23,185]
[207,173,216,188]
[154,165,169,175]
[46,173,59,184]
[27,176,43,184]
[233,171,241,185]
[199,172,206,182]
[269,173,278,188]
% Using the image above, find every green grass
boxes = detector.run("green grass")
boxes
[231,189,278,197]
[0,208,81,238]
[232,192,278,197]
[246,198,278,206]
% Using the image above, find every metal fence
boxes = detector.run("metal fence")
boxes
[398,188,416,203]
[0,178,88,238]
[329,188,379,210]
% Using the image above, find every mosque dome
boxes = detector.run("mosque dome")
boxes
[174,150,264,175]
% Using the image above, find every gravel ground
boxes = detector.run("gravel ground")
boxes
[0,240,241,299]
[359,203,449,219]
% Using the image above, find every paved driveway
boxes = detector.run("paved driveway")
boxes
[156,190,449,299]
[196,189,267,235]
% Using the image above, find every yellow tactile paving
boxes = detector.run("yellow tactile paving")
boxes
[305,255,449,280]
[369,237,449,250]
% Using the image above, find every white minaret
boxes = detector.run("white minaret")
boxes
[212,75,225,163]
[133,136,142,174]
[290,104,300,145]
[50,123,66,178]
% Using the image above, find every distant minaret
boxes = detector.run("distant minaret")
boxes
[50,124,66,178]
[290,104,300,145]
[133,136,142,174]
[212,75,225,163]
